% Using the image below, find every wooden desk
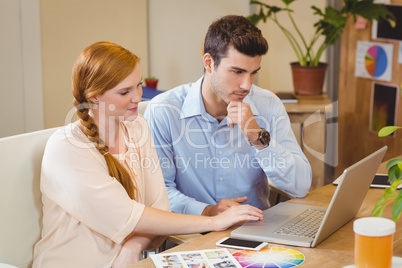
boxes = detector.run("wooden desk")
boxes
[284,94,333,190]
[131,159,402,267]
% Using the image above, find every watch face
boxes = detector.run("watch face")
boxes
[259,129,270,146]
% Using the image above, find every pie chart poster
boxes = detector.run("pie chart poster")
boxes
[355,41,394,82]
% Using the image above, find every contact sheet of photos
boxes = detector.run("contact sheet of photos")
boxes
[150,248,241,268]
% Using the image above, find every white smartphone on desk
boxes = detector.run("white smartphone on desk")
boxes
[333,174,402,189]
[216,237,268,251]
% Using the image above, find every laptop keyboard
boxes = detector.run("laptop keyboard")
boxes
[273,209,325,238]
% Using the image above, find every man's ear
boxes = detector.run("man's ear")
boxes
[203,53,214,73]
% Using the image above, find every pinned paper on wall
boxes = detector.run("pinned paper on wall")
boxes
[369,82,399,135]
[355,41,393,82]
[355,16,368,30]
[399,42,402,64]
[372,4,402,42]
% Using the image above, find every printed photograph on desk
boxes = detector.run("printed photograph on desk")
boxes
[150,248,242,268]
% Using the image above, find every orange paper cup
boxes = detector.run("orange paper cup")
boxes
[354,217,395,268]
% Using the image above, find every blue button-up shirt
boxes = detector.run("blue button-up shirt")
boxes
[144,77,311,215]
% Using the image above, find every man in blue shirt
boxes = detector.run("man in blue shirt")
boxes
[144,15,311,216]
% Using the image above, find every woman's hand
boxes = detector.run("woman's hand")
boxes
[211,204,263,232]
[112,242,143,268]
[112,234,161,268]
[202,196,248,216]
[135,205,263,237]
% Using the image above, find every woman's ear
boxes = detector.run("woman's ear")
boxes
[89,97,99,104]
[203,53,214,73]
[88,97,99,110]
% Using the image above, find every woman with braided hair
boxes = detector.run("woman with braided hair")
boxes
[32,41,263,268]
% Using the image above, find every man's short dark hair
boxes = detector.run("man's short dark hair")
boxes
[204,15,268,67]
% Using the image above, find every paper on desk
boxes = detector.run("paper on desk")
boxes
[150,248,241,268]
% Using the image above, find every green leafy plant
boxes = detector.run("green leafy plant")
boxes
[372,126,402,222]
[248,0,394,67]
[145,76,158,81]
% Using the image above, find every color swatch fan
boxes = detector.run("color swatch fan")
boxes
[233,247,305,268]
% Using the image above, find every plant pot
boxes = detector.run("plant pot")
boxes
[145,79,158,89]
[290,62,327,95]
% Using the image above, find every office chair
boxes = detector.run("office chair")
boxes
[0,128,59,267]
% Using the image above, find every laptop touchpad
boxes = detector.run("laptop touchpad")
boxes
[266,214,290,223]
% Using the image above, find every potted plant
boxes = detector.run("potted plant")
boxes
[248,0,393,95]
[372,126,402,222]
[144,76,159,89]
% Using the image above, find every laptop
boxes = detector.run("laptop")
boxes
[231,146,387,248]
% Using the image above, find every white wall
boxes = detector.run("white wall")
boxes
[148,0,251,90]
[0,0,43,138]
[40,0,148,128]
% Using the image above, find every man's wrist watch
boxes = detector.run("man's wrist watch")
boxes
[250,128,270,148]
[258,128,270,146]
